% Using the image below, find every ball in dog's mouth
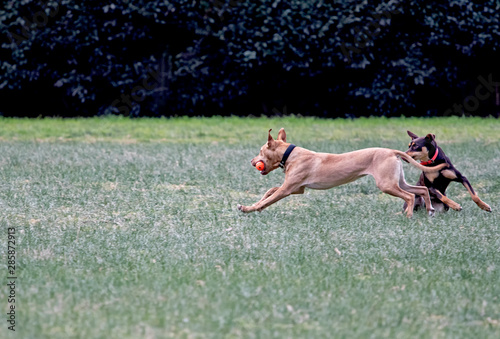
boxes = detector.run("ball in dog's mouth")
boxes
[256,161,265,171]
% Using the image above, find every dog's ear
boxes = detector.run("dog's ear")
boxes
[425,133,436,143]
[407,130,419,139]
[267,129,275,147]
[277,128,287,142]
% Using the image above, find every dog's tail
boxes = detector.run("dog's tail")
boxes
[394,150,448,172]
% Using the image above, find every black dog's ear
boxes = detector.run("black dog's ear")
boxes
[407,130,419,139]
[425,133,436,143]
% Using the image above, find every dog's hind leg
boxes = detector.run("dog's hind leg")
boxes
[373,177,414,218]
[398,166,435,216]
[372,161,415,217]
[380,184,415,218]
[431,199,448,212]
[402,195,425,212]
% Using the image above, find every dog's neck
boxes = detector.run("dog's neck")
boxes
[420,146,439,166]
[279,144,296,169]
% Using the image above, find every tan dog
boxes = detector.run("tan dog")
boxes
[238,128,449,218]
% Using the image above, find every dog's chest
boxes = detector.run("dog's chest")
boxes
[425,171,440,183]
[424,169,456,184]
[441,169,458,180]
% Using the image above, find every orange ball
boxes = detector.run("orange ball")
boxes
[255,161,265,171]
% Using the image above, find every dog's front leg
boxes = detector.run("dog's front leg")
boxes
[455,175,492,212]
[256,187,281,205]
[428,187,462,211]
[238,185,304,213]
[237,187,280,212]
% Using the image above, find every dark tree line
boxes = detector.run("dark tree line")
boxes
[1,0,499,117]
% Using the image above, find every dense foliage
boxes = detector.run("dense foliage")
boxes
[1,0,499,117]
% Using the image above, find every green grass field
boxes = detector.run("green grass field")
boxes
[1,117,499,338]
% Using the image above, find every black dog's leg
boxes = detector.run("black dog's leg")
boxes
[427,187,462,211]
[455,173,492,212]
[431,198,448,212]
[403,195,425,212]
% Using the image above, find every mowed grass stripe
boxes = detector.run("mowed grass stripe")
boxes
[1,116,499,144]
[0,117,498,338]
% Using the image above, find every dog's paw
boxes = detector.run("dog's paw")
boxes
[474,198,492,212]
[237,204,248,213]
[428,207,435,217]
[448,202,462,211]
[472,196,492,212]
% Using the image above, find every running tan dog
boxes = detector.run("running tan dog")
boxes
[237,128,448,218]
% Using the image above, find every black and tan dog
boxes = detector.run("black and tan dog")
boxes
[404,130,492,213]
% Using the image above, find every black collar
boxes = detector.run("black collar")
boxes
[279,144,296,169]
